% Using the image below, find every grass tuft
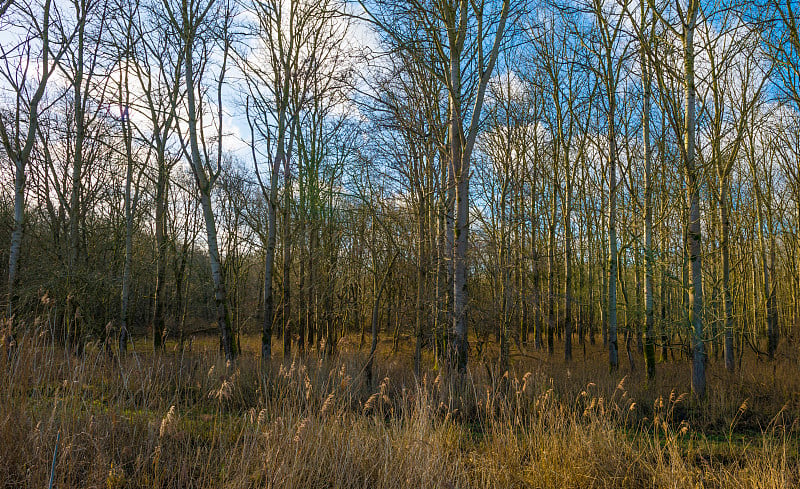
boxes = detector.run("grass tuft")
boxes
[1,329,799,488]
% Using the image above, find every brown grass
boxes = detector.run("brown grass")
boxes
[1,329,799,488]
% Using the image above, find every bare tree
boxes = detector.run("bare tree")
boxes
[163,0,235,362]
[698,13,768,371]
[585,0,630,372]
[240,0,345,362]
[129,0,186,352]
[109,0,148,353]
[646,0,706,398]
[360,0,512,372]
[0,0,71,319]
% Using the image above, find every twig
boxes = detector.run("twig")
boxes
[48,430,60,489]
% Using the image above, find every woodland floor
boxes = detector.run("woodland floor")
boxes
[1,328,799,488]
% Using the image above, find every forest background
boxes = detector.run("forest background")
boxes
[2,0,800,486]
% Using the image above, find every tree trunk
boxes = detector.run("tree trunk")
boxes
[767,221,779,358]
[262,191,277,362]
[3,0,52,320]
[642,36,656,379]
[151,165,169,352]
[7,158,25,316]
[608,104,619,372]
[548,196,557,356]
[183,37,234,363]
[200,192,234,363]
[684,6,706,398]
[660,227,669,362]
[449,38,469,371]
[120,115,134,354]
[414,199,425,376]
[282,164,293,362]
[500,189,510,373]
[720,185,735,371]
[564,187,573,363]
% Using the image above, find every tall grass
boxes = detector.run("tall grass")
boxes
[1,327,798,488]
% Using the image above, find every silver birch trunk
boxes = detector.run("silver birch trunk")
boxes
[564,164,573,363]
[548,200,556,355]
[260,137,279,362]
[500,191,510,373]
[1,0,61,311]
[449,0,510,372]
[721,184,735,371]
[120,115,134,353]
[641,16,656,378]
[608,129,619,371]
[282,157,292,361]
[151,166,168,352]
[683,3,705,398]
[7,158,26,315]
[414,198,425,376]
[182,30,234,363]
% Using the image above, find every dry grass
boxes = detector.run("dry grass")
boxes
[1,328,799,488]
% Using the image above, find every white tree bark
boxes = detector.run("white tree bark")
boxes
[682,0,706,398]
[0,0,63,320]
[168,0,235,362]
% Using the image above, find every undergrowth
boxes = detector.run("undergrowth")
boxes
[1,327,798,488]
